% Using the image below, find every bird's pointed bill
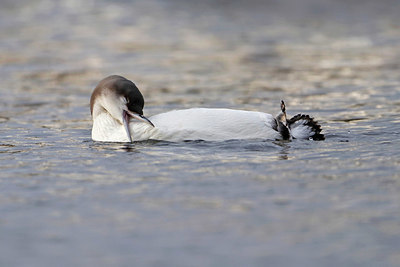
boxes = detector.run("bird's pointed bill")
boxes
[126,110,155,127]
[122,110,154,143]
[122,110,133,142]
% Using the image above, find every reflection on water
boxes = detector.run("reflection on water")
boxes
[1,0,400,266]
[273,141,291,160]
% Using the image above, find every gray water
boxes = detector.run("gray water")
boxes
[1,0,400,266]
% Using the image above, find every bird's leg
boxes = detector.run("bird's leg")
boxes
[280,100,287,126]
[275,100,290,140]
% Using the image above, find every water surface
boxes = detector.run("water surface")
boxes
[1,0,400,266]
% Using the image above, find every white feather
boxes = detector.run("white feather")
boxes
[289,119,314,139]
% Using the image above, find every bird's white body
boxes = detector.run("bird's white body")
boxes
[92,108,280,142]
[90,75,324,142]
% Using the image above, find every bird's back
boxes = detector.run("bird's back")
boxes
[148,108,279,141]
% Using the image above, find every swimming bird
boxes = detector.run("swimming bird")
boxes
[90,75,324,142]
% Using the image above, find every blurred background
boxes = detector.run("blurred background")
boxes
[2,0,400,111]
[1,0,400,266]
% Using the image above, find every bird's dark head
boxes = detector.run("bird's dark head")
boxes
[90,75,154,142]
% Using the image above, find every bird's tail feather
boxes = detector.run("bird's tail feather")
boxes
[287,114,325,140]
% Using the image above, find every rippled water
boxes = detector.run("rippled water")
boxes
[1,0,400,266]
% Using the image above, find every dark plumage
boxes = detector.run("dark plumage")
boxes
[90,75,145,116]
[273,100,324,140]
[287,114,325,140]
